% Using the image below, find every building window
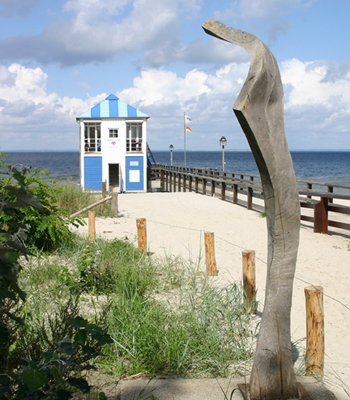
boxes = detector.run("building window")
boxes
[109,129,118,138]
[84,123,101,153]
[126,123,143,152]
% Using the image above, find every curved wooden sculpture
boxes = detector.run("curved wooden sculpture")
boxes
[202,19,300,399]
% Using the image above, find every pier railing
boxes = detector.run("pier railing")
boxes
[153,164,350,235]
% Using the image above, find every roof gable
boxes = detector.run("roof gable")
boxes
[77,94,149,119]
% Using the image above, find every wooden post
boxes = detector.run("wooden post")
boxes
[210,179,215,197]
[70,195,112,218]
[247,186,253,210]
[136,218,147,254]
[183,174,186,192]
[102,181,107,198]
[204,232,217,276]
[160,169,165,191]
[314,197,328,234]
[232,184,238,204]
[221,182,226,201]
[111,193,118,217]
[202,178,206,195]
[242,250,256,313]
[305,286,324,376]
[88,210,96,241]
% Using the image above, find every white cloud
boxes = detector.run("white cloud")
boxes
[0,63,104,150]
[0,0,248,68]
[0,0,183,66]
[1,57,349,151]
[282,58,350,111]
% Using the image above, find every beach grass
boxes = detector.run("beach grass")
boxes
[53,180,114,217]
[17,235,255,385]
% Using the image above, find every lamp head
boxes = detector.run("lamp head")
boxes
[219,136,227,147]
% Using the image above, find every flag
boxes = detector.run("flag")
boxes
[186,126,192,132]
[185,115,191,122]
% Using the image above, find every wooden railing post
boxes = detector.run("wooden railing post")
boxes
[183,173,187,192]
[195,176,199,193]
[307,183,312,199]
[210,170,215,197]
[233,183,238,204]
[327,186,333,203]
[204,232,217,276]
[221,173,226,201]
[169,172,173,192]
[189,174,193,192]
[160,169,165,191]
[247,186,253,210]
[242,250,256,313]
[136,218,147,254]
[314,197,328,234]
[88,210,96,241]
[305,286,324,376]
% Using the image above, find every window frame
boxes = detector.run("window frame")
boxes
[126,122,143,153]
[84,122,101,153]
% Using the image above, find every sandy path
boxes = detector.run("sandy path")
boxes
[75,192,350,399]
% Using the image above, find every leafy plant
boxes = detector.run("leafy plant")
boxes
[0,155,83,252]
[0,155,111,399]
[3,316,112,399]
[0,156,44,372]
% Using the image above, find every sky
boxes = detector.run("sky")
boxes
[0,0,349,152]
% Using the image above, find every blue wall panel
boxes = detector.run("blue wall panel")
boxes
[84,157,102,190]
[126,156,144,191]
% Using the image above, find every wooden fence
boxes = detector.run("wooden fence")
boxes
[153,165,350,235]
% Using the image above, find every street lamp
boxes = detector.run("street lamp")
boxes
[219,136,227,172]
[169,144,174,166]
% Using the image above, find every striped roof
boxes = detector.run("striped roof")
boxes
[76,94,149,119]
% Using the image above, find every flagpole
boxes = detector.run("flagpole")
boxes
[184,112,186,168]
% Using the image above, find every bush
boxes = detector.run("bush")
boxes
[0,155,110,399]
[0,155,82,251]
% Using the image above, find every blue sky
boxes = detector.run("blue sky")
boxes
[0,0,349,151]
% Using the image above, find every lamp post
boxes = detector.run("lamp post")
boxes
[169,144,174,166]
[219,136,227,172]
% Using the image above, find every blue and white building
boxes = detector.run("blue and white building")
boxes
[76,94,149,192]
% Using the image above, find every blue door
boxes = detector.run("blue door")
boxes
[125,156,144,191]
[84,156,102,190]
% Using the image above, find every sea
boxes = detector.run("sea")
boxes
[2,150,350,192]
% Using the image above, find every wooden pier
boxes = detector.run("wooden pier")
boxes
[152,165,350,235]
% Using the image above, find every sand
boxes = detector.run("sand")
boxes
[75,191,350,399]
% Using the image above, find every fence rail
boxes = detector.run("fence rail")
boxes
[153,165,350,235]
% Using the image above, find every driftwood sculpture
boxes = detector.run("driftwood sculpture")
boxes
[202,20,300,399]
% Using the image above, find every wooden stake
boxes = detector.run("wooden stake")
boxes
[305,285,324,376]
[136,218,147,254]
[204,232,217,276]
[242,250,256,313]
[88,210,96,241]
[102,181,107,197]
[111,193,118,217]
[70,195,112,218]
